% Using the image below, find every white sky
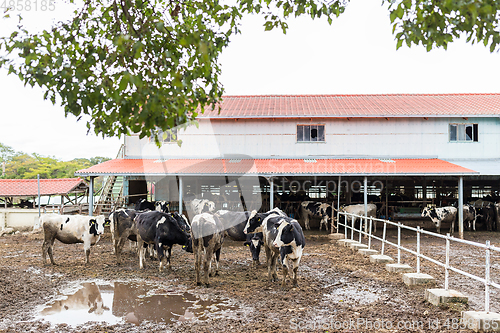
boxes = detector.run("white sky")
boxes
[0,0,499,161]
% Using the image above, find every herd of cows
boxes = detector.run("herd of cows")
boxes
[38,197,500,288]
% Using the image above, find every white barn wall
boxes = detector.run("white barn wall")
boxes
[124,117,500,159]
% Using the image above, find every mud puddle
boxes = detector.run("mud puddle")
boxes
[37,281,238,326]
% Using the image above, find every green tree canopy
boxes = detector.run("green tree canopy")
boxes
[1,0,499,142]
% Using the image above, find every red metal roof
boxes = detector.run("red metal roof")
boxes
[198,94,500,118]
[0,178,88,197]
[75,159,477,176]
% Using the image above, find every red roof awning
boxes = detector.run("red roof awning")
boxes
[198,94,500,118]
[0,178,88,197]
[75,158,477,177]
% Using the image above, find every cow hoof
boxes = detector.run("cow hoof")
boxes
[196,282,202,286]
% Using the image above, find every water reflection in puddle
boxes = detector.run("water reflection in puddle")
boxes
[38,281,237,326]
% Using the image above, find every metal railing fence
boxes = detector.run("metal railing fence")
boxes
[337,211,500,313]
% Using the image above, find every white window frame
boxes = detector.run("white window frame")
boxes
[449,123,478,142]
[297,124,325,142]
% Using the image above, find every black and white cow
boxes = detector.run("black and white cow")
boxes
[41,214,107,265]
[109,208,141,264]
[190,199,216,215]
[243,208,289,282]
[135,211,193,272]
[215,210,264,267]
[476,203,497,231]
[191,213,225,286]
[462,204,477,231]
[273,218,305,288]
[338,203,378,233]
[134,199,170,213]
[300,201,334,231]
[421,206,457,234]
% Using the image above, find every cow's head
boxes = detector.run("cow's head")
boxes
[244,234,264,262]
[89,215,106,236]
[155,201,170,213]
[421,207,431,218]
[172,212,191,233]
[203,200,215,213]
[182,236,194,253]
[243,210,262,234]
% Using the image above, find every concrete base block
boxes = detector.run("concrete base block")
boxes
[369,254,394,264]
[462,311,500,332]
[359,249,378,256]
[350,243,368,251]
[386,263,414,273]
[328,233,345,240]
[403,273,436,287]
[425,289,468,306]
[337,239,359,247]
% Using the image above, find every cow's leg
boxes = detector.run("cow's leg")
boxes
[292,265,299,287]
[203,250,212,286]
[270,251,279,282]
[212,247,221,277]
[281,264,288,288]
[193,242,202,286]
[84,238,92,264]
[304,214,310,230]
[264,245,273,281]
[137,238,146,269]
[43,235,56,265]
[115,235,129,265]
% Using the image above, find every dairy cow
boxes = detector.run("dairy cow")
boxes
[243,208,288,282]
[300,201,334,231]
[462,204,477,231]
[190,199,216,215]
[109,209,141,264]
[273,218,305,287]
[338,204,377,233]
[134,199,170,213]
[421,206,457,234]
[41,214,107,265]
[215,210,264,267]
[191,213,225,286]
[135,211,193,272]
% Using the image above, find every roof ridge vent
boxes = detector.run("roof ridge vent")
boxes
[379,159,395,163]
[229,159,242,163]
[154,159,169,163]
[303,159,317,163]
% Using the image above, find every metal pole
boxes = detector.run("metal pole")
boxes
[445,233,450,290]
[89,176,95,216]
[37,174,41,218]
[458,176,464,239]
[270,177,274,209]
[344,212,347,239]
[368,217,373,249]
[351,215,354,240]
[363,176,368,236]
[359,216,362,243]
[485,240,491,313]
[397,222,401,264]
[416,226,421,273]
[381,221,387,255]
[337,176,341,233]
[179,176,183,214]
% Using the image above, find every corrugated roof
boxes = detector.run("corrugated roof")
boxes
[198,94,500,118]
[0,178,88,197]
[75,158,477,176]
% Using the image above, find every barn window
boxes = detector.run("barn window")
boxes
[156,128,178,143]
[449,124,478,142]
[297,125,325,142]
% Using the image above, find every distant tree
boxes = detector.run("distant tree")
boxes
[0,143,14,163]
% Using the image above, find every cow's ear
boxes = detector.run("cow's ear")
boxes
[289,225,294,231]
[243,242,250,247]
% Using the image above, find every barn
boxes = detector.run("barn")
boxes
[75,94,500,236]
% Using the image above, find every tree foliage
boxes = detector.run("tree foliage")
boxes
[0,0,499,142]
[0,143,110,179]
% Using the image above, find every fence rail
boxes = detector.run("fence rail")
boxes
[337,211,500,313]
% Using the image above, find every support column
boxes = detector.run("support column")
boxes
[363,176,368,218]
[179,176,184,214]
[270,177,274,209]
[458,176,464,239]
[89,176,95,216]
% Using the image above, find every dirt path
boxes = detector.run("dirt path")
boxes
[1,228,496,332]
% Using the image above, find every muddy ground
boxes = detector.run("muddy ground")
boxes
[0,226,499,332]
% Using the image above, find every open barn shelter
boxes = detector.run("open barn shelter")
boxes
[76,94,500,237]
[0,178,89,229]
